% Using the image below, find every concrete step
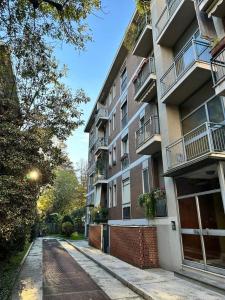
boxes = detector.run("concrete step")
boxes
[174,268,225,296]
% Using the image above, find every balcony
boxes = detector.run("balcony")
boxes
[136,116,161,155]
[155,0,195,47]
[88,161,96,175]
[133,57,156,103]
[94,137,108,155]
[89,135,96,150]
[96,108,108,129]
[132,15,153,58]
[121,153,129,170]
[93,172,107,185]
[211,47,225,97]
[198,0,225,18]
[166,122,225,176]
[160,39,211,105]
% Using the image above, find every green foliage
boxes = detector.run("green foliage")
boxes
[0,0,98,256]
[71,232,85,240]
[138,192,156,220]
[62,221,74,237]
[0,242,31,300]
[91,206,108,223]
[62,214,74,225]
[138,188,166,220]
[135,0,151,15]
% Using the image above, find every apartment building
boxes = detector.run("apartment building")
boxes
[85,0,225,281]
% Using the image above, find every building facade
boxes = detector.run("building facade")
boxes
[85,0,225,278]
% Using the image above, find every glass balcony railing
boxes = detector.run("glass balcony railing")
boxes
[211,47,225,86]
[155,0,180,39]
[160,39,211,97]
[166,122,225,169]
[136,116,160,149]
[133,57,155,95]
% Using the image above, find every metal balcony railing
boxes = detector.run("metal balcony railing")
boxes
[160,39,211,97]
[134,57,155,95]
[135,14,151,42]
[211,46,225,86]
[155,0,180,38]
[96,108,108,121]
[94,172,107,184]
[88,161,96,174]
[121,76,127,93]
[136,116,160,149]
[89,135,96,149]
[95,137,108,150]
[166,122,225,169]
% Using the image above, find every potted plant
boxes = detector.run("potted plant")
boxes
[138,188,166,221]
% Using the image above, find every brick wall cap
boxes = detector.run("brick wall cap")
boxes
[109,225,157,228]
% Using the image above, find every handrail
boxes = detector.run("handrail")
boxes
[166,122,225,169]
[135,13,152,42]
[155,0,180,38]
[134,57,155,94]
[136,115,160,149]
[211,45,225,86]
[160,39,211,97]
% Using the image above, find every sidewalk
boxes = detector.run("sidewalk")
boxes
[67,240,224,300]
[11,238,43,300]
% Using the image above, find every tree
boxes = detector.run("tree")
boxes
[0,1,101,255]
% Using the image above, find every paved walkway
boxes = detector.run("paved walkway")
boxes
[12,238,43,300]
[67,240,225,300]
[43,239,110,299]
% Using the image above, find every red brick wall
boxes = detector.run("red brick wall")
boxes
[89,225,102,250]
[110,226,159,268]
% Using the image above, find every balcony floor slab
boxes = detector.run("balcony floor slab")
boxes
[157,0,195,47]
[164,152,225,177]
[161,62,211,105]
[136,135,161,155]
[133,25,153,58]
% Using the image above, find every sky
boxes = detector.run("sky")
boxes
[54,0,136,167]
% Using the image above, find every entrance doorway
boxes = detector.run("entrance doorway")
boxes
[176,164,225,276]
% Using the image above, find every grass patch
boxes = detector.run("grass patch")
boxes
[47,232,85,240]
[0,242,31,300]
[70,232,85,240]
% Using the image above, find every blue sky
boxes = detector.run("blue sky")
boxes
[54,0,135,167]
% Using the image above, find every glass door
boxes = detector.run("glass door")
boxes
[178,191,225,275]
[198,192,225,274]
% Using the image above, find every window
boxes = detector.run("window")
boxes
[122,178,131,219]
[112,112,116,131]
[109,119,111,136]
[142,168,150,193]
[108,186,112,208]
[122,134,129,155]
[112,145,116,165]
[120,67,127,93]
[112,83,116,99]
[121,100,128,129]
[109,150,112,167]
[113,184,117,207]
[109,90,113,105]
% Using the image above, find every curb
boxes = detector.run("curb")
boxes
[66,240,154,300]
[8,241,34,300]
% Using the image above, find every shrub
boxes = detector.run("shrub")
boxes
[62,215,73,225]
[62,222,74,237]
